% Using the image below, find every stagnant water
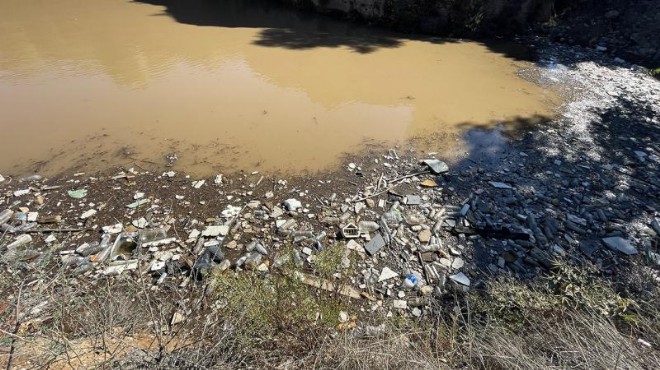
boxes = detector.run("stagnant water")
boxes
[0,0,557,176]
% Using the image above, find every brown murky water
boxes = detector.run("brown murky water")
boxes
[0,0,556,176]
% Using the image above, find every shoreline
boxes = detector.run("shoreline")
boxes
[1,38,659,368]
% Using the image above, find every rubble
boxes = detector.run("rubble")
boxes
[0,46,658,325]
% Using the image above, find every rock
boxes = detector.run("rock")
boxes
[103,261,139,275]
[192,180,205,189]
[132,217,148,229]
[602,237,638,255]
[365,233,386,255]
[449,272,470,287]
[378,267,399,282]
[339,311,350,323]
[80,209,97,219]
[103,224,123,234]
[0,174,4,182]
[150,261,166,271]
[202,225,229,237]
[489,182,512,189]
[421,159,449,174]
[412,307,422,317]
[217,259,231,271]
[392,300,407,309]
[214,174,223,184]
[283,198,302,211]
[451,257,464,269]
[651,219,660,236]
[171,311,186,325]
[220,205,242,218]
[420,285,434,296]
[418,229,432,243]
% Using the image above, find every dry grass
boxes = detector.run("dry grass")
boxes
[1,255,658,369]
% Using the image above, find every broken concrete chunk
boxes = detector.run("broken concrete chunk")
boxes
[418,229,432,243]
[171,311,186,325]
[602,236,638,255]
[365,233,386,256]
[451,257,465,269]
[392,300,408,309]
[421,159,449,174]
[378,267,399,282]
[221,205,242,218]
[404,195,421,205]
[80,209,97,219]
[202,225,229,237]
[103,260,139,275]
[102,224,123,234]
[489,181,512,189]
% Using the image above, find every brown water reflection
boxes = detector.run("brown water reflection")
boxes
[0,0,557,176]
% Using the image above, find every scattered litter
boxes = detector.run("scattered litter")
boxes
[67,189,88,199]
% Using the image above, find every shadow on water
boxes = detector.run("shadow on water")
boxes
[131,0,538,60]
[132,0,403,53]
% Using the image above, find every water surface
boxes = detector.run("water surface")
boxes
[0,0,556,176]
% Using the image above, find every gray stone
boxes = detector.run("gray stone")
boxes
[489,182,512,189]
[378,267,399,282]
[602,237,638,255]
[202,225,229,237]
[651,219,660,236]
[421,159,449,174]
[365,233,386,255]
[418,229,432,243]
[392,300,407,309]
[405,195,421,205]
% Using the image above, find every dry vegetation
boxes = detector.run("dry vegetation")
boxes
[1,243,658,369]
